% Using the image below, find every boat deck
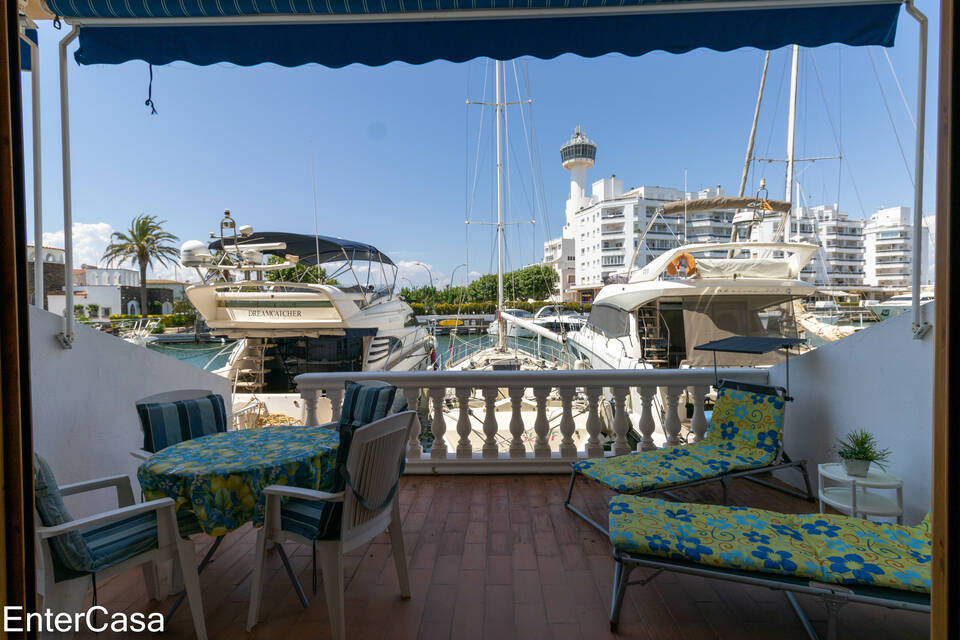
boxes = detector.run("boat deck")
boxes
[73,474,928,639]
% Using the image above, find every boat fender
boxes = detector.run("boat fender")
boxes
[666,252,697,277]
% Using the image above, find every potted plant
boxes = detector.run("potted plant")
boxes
[835,429,891,477]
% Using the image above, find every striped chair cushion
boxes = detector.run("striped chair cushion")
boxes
[136,394,228,453]
[34,454,95,574]
[338,383,398,430]
[280,382,398,541]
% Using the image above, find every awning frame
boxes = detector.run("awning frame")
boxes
[48,0,929,347]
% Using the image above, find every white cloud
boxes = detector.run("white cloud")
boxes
[43,222,115,269]
[42,221,186,280]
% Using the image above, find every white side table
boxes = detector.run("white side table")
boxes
[818,462,903,524]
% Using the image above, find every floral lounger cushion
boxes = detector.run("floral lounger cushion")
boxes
[609,495,931,593]
[573,384,785,493]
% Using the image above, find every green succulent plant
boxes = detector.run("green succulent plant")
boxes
[835,429,891,470]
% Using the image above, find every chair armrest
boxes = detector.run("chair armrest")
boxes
[36,498,176,539]
[262,485,344,502]
[59,474,136,507]
[130,449,152,462]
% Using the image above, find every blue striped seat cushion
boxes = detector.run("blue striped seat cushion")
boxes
[280,498,329,541]
[137,394,228,453]
[280,382,399,541]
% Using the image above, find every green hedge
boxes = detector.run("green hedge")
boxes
[409,301,590,316]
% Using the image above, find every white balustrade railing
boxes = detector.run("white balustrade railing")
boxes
[295,368,769,473]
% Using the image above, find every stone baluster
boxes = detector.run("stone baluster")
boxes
[301,387,319,426]
[584,386,604,458]
[508,386,526,457]
[689,385,709,442]
[327,385,344,422]
[482,388,499,458]
[663,385,683,446]
[611,386,631,455]
[557,387,577,458]
[429,387,447,458]
[455,387,473,458]
[637,386,657,451]
[532,387,552,458]
[403,387,423,458]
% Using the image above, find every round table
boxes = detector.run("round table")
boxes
[818,462,903,524]
[138,426,339,536]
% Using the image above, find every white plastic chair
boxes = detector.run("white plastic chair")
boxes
[35,474,207,640]
[246,410,415,639]
[130,389,239,461]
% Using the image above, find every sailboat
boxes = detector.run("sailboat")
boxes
[446,60,564,372]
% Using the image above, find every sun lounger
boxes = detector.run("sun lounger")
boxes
[565,379,813,532]
[607,495,931,640]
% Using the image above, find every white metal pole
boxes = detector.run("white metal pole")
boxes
[782,45,800,242]
[495,60,506,352]
[904,0,928,338]
[28,36,43,308]
[58,26,79,348]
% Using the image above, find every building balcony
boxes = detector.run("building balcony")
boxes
[601,245,624,252]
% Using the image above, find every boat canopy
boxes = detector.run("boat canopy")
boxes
[208,232,394,267]
[45,0,902,68]
[661,196,791,216]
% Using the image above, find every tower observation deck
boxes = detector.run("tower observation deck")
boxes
[560,126,597,169]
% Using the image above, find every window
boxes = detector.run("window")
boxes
[102,307,111,318]
[587,304,630,337]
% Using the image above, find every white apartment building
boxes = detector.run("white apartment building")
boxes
[863,206,932,288]
[545,127,733,300]
[787,204,865,288]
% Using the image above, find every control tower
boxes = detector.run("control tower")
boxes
[560,126,597,217]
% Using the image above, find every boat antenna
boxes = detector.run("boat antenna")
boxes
[311,148,322,284]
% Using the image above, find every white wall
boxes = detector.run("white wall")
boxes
[768,304,933,524]
[30,307,231,516]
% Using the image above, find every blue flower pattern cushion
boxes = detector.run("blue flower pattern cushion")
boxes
[573,385,783,492]
[609,495,931,593]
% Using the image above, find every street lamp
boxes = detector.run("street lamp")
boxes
[412,262,435,313]
[448,263,467,289]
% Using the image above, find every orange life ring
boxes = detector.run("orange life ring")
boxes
[666,252,697,277]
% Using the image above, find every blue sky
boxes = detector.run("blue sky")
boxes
[21,1,939,286]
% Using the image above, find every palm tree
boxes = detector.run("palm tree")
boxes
[102,215,180,318]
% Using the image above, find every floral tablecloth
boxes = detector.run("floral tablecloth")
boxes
[138,426,339,536]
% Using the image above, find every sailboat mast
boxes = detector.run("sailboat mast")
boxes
[782,45,800,242]
[495,60,507,351]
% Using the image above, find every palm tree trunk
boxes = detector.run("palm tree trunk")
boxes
[139,262,148,318]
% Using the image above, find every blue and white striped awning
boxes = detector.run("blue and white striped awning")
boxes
[45,0,902,67]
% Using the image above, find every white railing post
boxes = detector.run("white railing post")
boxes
[638,385,657,451]
[301,388,320,426]
[690,385,709,442]
[663,385,683,446]
[558,387,577,458]
[403,387,423,458]
[532,386,551,458]
[584,386,604,458]
[482,387,499,458]
[429,387,447,458]
[508,386,526,458]
[455,386,473,458]
[328,386,344,422]
[611,386,630,455]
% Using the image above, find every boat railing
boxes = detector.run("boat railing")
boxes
[295,367,768,473]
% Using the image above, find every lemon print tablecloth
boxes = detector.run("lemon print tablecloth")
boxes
[138,426,339,536]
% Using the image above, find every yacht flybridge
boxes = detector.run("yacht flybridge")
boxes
[181,212,434,392]
[567,240,818,370]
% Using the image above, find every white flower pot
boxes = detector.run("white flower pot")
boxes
[843,458,870,477]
